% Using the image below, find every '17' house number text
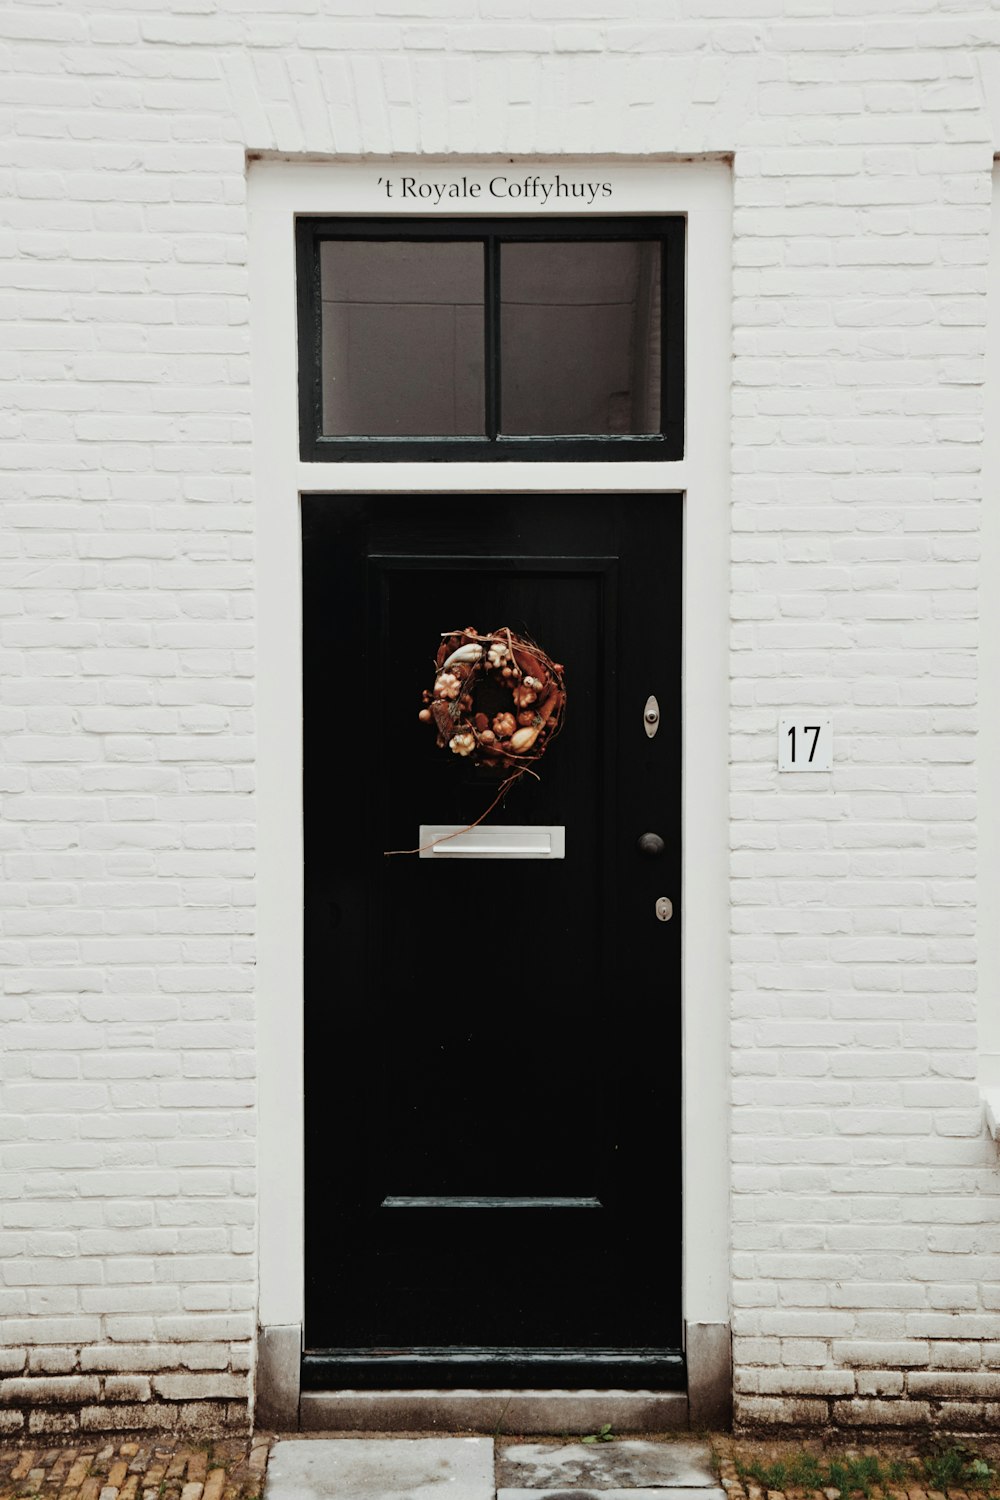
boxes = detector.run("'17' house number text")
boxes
[778,716,832,773]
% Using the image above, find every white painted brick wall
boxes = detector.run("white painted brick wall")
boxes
[1,0,255,1434]
[2,0,1000,1433]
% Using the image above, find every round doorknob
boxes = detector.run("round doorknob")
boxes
[637,832,665,858]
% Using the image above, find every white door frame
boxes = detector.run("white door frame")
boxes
[248,156,732,1425]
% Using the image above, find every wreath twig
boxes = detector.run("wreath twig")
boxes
[382,769,532,858]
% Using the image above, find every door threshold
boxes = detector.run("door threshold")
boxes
[302,1349,685,1391]
[299,1388,689,1434]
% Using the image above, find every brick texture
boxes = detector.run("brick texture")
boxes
[1,0,999,1432]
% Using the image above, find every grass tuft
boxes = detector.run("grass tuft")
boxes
[736,1446,993,1500]
[920,1444,995,1494]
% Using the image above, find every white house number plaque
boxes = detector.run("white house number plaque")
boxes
[778,716,832,773]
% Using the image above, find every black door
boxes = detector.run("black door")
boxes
[302,492,682,1389]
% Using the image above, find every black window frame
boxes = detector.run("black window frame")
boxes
[296,215,685,463]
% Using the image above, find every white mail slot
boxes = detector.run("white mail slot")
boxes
[418,824,565,859]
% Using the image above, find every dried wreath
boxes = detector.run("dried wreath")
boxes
[385,626,567,858]
[418,626,567,771]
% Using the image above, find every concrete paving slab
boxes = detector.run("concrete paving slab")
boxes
[498,1491,727,1500]
[265,1438,495,1500]
[496,1442,717,1491]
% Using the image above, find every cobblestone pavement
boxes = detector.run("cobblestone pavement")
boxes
[0,1436,272,1500]
[0,1432,996,1500]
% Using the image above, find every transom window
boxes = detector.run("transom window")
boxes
[296,217,684,462]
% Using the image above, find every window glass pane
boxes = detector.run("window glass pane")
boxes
[499,242,661,436]
[320,242,485,437]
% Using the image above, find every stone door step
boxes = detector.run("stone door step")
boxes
[299,1391,688,1434]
